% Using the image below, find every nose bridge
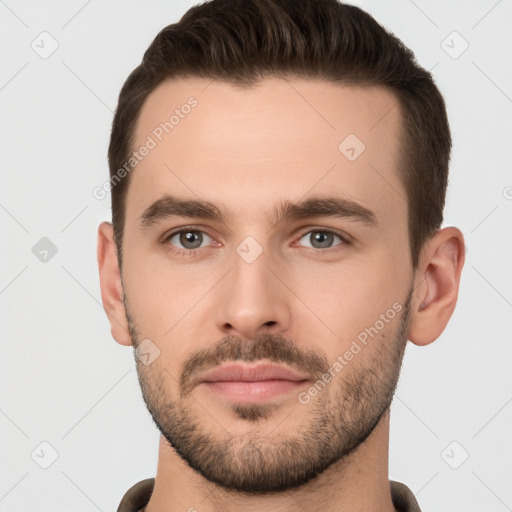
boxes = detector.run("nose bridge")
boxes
[216,236,290,338]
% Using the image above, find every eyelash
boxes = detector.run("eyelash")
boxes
[162,226,351,257]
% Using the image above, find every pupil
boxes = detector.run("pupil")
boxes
[312,231,332,248]
[182,231,201,249]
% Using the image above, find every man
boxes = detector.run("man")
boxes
[97,0,465,510]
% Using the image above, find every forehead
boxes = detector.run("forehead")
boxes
[127,76,405,228]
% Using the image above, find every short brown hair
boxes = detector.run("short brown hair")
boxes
[108,0,451,268]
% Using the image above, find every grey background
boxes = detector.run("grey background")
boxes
[1,0,511,510]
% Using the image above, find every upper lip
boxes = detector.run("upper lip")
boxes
[198,363,309,383]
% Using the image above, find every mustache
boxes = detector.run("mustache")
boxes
[179,333,330,397]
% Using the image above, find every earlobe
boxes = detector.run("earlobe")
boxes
[97,222,132,346]
[408,227,465,346]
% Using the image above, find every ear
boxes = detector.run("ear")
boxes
[97,222,132,346]
[408,227,465,346]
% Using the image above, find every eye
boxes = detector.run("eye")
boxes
[296,229,347,251]
[165,229,214,252]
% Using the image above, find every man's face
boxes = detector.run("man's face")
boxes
[121,77,414,492]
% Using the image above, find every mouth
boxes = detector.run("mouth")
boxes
[196,362,310,403]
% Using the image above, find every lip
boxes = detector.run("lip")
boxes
[197,363,310,403]
[199,362,309,383]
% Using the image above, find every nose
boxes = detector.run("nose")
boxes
[215,245,291,340]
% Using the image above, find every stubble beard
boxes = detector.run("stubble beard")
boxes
[126,291,412,494]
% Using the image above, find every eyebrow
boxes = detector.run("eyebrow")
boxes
[139,194,376,228]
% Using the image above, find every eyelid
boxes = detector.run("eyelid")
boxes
[162,224,214,240]
[293,226,351,248]
[161,225,353,254]
[162,225,217,248]
[296,223,352,240]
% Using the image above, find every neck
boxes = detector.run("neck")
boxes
[145,411,397,512]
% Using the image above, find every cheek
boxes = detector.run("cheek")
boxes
[290,254,408,354]
[122,261,228,378]
[122,246,213,335]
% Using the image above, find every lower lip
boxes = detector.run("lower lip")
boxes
[202,380,308,402]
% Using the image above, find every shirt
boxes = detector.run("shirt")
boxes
[117,478,422,511]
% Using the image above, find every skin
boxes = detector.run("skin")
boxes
[97,77,465,511]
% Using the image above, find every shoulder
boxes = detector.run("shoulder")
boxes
[390,480,422,512]
[117,478,155,512]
